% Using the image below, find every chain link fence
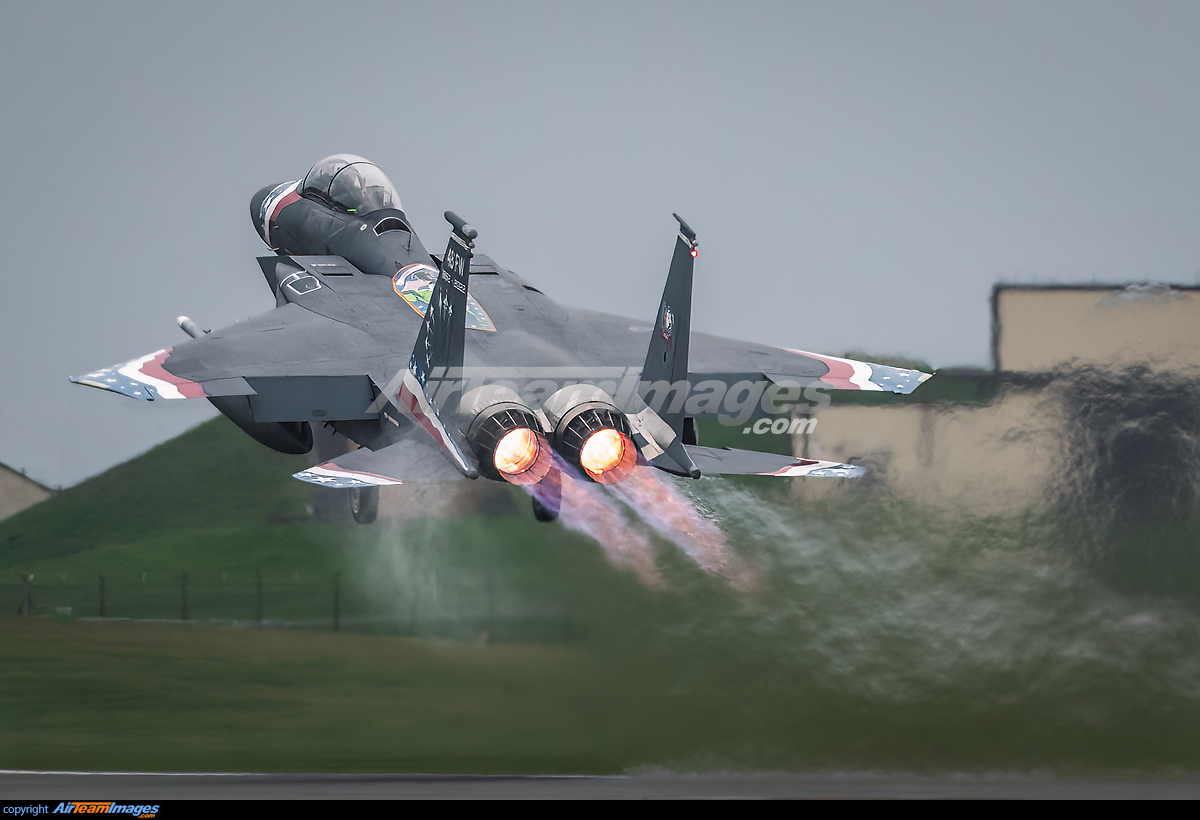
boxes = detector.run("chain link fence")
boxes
[3,570,574,643]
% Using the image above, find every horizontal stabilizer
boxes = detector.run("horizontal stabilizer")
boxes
[683,445,864,478]
[293,435,469,489]
[71,349,254,401]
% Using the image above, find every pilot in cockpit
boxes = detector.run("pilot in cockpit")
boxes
[302,154,402,215]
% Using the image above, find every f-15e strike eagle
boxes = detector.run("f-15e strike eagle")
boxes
[72,155,931,523]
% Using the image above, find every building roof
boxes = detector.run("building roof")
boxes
[0,461,53,494]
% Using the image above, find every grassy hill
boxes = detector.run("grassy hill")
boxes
[0,417,314,570]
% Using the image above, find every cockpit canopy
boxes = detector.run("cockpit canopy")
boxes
[300,154,401,215]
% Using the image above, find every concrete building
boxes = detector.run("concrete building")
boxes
[991,283,1200,373]
[798,283,1200,516]
[0,462,54,523]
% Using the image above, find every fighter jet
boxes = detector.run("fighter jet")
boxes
[72,154,931,523]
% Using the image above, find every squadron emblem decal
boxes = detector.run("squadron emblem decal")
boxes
[393,263,496,332]
[661,304,675,341]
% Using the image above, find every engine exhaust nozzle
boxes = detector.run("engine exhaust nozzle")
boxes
[542,386,637,485]
[462,387,553,486]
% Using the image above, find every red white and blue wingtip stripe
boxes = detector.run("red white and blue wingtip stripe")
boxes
[71,348,205,401]
[784,349,932,394]
[293,462,403,489]
[762,458,865,478]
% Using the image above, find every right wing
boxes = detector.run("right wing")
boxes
[556,311,933,395]
[684,445,864,478]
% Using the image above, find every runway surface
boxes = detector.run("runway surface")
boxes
[3,771,1200,799]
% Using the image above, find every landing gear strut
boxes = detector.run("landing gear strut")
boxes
[350,486,379,524]
[531,496,559,522]
[530,467,562,522]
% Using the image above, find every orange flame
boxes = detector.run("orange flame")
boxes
[494,428,553,486]
[495,428,540,474]
[580,429,637,484]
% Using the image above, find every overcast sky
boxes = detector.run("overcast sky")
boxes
[3,0,1199,487]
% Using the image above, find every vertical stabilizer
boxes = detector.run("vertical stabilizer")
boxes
[393,211,479,478]
[636,214,702,478]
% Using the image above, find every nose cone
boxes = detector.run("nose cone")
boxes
[251,181,299,248]
[250,183,278,232]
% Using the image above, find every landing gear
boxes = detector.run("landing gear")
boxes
[682,416,700,446]
[532,496,559,522]
[350,485,379,524]
[530,467,562,522]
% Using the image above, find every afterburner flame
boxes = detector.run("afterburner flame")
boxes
[524,453,661,586]
[580,429,628,477]
[611,468,756,589]
[494,428,540,475]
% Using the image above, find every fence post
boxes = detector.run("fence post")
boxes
[332,571,341,633]
[98,573,105,618]
[255,571,263,625]
[16,574,35,616]
[408,550,419,637]
[481,570,495,644]
[181,572,188,622]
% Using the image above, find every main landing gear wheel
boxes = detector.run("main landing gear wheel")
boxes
[532,496,559,522]
[350,486,379,524]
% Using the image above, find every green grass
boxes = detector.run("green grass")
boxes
[6,411,1200,775]
[0,617,633,773]
[0,512,649,642]
[695,417,794,454]
[829,370,998,406]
